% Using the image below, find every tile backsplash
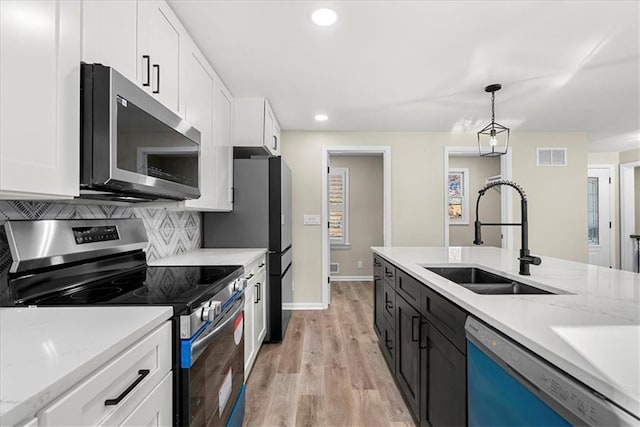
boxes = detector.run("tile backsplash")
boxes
[0,201,201,297]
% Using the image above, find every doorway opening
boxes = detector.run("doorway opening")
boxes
[321,146,391,307]
[620,161,640,272]
[587,166,614,268]
[443,147,513,248]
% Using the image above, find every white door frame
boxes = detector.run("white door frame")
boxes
[321,146,392,307]
[587,165,615,268]
[443,146,513,249]
[620,160,640,271]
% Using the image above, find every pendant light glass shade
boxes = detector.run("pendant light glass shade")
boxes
[478,84,509,157]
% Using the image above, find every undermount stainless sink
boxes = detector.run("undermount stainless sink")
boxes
[424,266,556,295]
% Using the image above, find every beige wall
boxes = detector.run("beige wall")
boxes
[620,148,640,164]
[449,156,501,247]
[281,131,588,304]
[329,156,383,277]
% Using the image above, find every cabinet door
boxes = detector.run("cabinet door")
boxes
[382,281,395,328]
[81,0,137,82]
[244,283,256,380]
[213,77,234,211]
[116,372,172,426]
[137,0,182,113]
[253,271,267,347]
[395,295,421,417]
[0,0,80,199]
[373,272,384,340]
[421,323,467,427]
[263,100,275,154]
[183,44,214,210]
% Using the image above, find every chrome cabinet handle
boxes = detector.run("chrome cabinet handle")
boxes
[104,369,150,406]
[273,135,278,150]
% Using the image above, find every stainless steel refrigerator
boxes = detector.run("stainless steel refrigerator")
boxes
[203,156,292,342]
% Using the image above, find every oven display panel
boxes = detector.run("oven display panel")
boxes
[72,226,119,244]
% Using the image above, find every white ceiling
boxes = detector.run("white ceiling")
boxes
[168,0,640,152]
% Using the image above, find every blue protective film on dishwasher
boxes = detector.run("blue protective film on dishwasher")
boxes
[467,341,571,426]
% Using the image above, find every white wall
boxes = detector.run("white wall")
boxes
[281,131,588,304]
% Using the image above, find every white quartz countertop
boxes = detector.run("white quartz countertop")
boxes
[148,248,267,268]
[372,246,640,420]
[0,306,172,426]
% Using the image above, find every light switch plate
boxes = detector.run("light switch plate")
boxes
[303,214,321,225]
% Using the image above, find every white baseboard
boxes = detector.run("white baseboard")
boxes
[330,276,373,282]
[282,303,327,310]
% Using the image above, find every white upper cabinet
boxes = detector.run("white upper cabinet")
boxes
[81,0,137,82]
[182,43,215,211]
[233,98,281,156]
[0,0,81,199]
[212,77,234,211]
[137,0,184,114]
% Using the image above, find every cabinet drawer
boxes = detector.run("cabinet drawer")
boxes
[396,269,422,307]
[421,287,467,353]
[380,318,395,372]
[373,254,383,274]
[39,322,172,426]
[382,259,396,287]
[382,281,396,329]
[113,371,172,426]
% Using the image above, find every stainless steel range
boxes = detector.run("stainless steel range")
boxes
[1,219,246,427]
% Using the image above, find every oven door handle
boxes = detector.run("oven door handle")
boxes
[189,297,244,365]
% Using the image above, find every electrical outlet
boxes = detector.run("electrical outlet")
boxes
[357,261,363,269]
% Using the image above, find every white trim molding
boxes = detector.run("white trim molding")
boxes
[283,303,327,310]
[322,146,392,309]
[620,160,640,271]
[330,276,374,282]
[443,146,513,249]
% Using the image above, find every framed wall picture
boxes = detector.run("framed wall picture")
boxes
[448,168,469,224]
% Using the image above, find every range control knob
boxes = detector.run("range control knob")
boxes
[201,301,222,322]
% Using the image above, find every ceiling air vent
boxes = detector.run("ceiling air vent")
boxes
[537,148,567,166]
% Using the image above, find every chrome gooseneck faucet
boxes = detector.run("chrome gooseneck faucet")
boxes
[473,180,542,275]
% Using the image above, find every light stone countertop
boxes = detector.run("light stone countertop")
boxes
[0,306,172,426]
[372,246,640,420]
[148,248,268,268]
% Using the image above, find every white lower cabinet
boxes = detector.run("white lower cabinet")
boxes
[37,322,172,426]
[244,255,267,379]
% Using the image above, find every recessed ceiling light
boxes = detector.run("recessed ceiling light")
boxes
[314,114,329,122]
[311,8,337,27]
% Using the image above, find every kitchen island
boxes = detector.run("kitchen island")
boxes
[372,246,639,423]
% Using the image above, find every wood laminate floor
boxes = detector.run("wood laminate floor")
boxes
[243,281,416,427]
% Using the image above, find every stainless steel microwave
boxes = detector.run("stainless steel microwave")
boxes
[80,63,201,201]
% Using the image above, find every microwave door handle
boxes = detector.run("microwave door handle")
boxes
[190,297,244,364]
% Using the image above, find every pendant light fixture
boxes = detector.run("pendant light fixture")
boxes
[477,83,509,157]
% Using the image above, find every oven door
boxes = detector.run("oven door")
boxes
[180,296,245,427]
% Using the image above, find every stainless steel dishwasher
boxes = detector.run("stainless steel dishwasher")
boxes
[465,317,639,426]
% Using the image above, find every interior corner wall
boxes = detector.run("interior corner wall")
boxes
[329,155,383,277]
[449,156,501,247]
[281,131,589,305]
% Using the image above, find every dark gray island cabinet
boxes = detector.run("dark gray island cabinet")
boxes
[373,254,467,426]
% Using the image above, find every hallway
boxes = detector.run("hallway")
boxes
[243,281,415,426]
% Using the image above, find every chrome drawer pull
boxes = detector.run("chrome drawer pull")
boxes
[104,369,150,406]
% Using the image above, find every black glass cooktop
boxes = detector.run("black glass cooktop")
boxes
[19,265,242,314]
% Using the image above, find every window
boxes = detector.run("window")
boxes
[448,168,469,225]
[329,167,349,246]
[587,176,599,244]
